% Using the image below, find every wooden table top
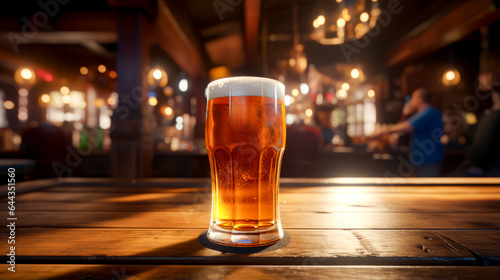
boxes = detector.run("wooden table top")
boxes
[1,177,499,279]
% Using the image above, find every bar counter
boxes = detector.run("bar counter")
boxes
[1,177,499,279]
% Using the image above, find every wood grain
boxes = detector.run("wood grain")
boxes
[9,199,500,213]
[5,228,499,264]
[1,178,498,279]
[1,211,499,229]
[1,265,500,280]
[7,190,500,213]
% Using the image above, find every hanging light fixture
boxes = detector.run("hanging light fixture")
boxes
[311,0,380,45]
[442,69,461,86]
[14,67,36,85]
[147,68,168,87]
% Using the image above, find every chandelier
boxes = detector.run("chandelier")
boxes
[311,0,380,45]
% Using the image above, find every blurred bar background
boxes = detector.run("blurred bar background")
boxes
[1,0,499,180]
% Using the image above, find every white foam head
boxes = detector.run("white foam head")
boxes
[206,77,285,101]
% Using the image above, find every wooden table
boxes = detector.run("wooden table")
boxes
[1,177,500,279]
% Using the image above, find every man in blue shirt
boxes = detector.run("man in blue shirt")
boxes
[372,88,444,176]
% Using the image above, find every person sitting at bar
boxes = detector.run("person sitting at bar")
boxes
[370,88,444,176]
[467,73,500,176]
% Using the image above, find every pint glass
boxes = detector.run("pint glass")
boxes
[205,77,286,246]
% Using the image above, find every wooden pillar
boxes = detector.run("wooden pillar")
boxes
[110,11,153,178]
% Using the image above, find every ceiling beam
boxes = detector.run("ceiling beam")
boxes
[0,31,117,44]
[0,12,117,32]
[0,11,117,58]
[152,0,206,77]
[0,31,116,58]
[245,0,261,61]
[387,0,500,67]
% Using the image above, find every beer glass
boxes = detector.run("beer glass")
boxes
[205,77,286,246]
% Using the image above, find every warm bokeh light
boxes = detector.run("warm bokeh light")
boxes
[351,68,360,79]
[360,12,369,22]
[445,71,455,81]
[18,108,28,121]
[148,96,158,106]
[317,15,325,25]
[465,112,478,125]
[62,95,71,104]
[342,82,350,90]
[165,107,173,116]
[442,69,461,86]
[3,100,14,110]
[209,66,231,81]
[337,18,346,27]
[289,58,296,67]
[337,89,348,100]
[60,86,70,95]
[80,67,89,75]
[300,83,309,94]
[313,19,320,29]
[15,68,35,85]
[18,88,28,97]
[20,68,33,80]
[163,86,174,97]
[41,94,50,103]
[153,69,162,80]
[95,98,104,108]
[367,89,375,98]
[292,89,299,96]
[179,79,188,92]
[98,65,106,73]
[342,8,351,21]
[21,68,33,80]
[297,56,308,73]
[148,68,168,87]
[109,70,117,79]
[107,96,116,106]
[305,109,313,117]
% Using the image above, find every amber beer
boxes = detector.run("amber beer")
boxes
[205,77,285,246]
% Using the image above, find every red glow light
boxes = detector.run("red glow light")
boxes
[44,73,54,82]
[326,92,334,102]
[36,69,46,77]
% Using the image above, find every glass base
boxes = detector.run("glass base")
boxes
[207,221,283,247]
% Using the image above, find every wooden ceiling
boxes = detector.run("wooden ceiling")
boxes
[0,0,499,81]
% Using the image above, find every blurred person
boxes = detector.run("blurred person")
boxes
[397,95,416,152]
[467,73,500,176]
[315,107,335,146]
[370,88,444,176]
